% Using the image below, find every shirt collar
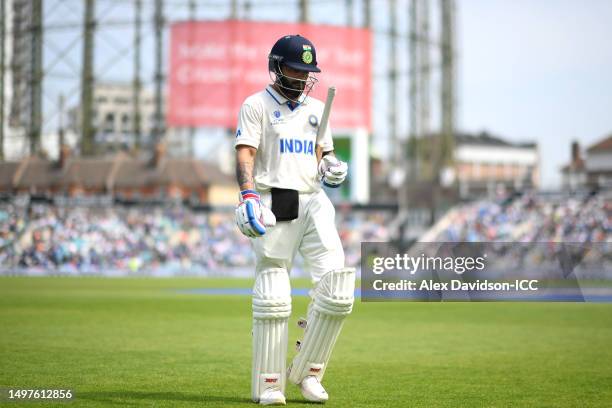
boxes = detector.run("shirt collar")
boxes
[266,85,287,105]
[265,85,307,108]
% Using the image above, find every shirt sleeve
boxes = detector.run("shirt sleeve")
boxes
[234,101,262,149]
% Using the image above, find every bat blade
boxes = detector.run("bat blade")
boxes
[316,86,336,162]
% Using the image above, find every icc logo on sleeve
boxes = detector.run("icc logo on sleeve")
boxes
[236,129,241,138]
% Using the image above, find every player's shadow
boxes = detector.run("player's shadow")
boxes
[78,391,251,406]
[286,398,327,405]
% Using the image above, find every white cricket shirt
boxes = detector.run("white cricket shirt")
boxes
[234,85,334,193]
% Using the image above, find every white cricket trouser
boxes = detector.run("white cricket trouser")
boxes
[253,189,345,281]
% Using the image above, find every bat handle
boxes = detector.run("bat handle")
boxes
[316,146,323,163]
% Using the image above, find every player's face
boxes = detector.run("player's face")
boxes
[278,65,309,100]
[281,66,309,83]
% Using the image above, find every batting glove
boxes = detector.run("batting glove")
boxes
[235,190,276,238]
[318,155,348,188]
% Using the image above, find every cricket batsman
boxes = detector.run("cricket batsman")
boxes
[234,34,355,405]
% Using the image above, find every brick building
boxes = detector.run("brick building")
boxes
[0,145,237,205]
[454,132,539,197]
[560,134,612,190]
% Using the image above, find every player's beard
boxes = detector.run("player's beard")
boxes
[278,76,305,101]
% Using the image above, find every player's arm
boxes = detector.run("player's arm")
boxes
[234,144,275,237]
[233,101,276,236]
[235,144,257,190]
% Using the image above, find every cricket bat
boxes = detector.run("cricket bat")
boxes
[316,86,336,163]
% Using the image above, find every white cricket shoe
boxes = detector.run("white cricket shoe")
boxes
[258,389,286,405]
[300,376,329,403]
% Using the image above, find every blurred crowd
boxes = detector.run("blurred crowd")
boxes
[0,201,391,274]
[428,193,612,279]
[434,193,611,243]
[1,192,609,275]
[0,203,27,250]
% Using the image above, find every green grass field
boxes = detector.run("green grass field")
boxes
[1,277,612,407]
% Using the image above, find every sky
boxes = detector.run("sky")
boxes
[36,0,612,188]
[458,0,612,187]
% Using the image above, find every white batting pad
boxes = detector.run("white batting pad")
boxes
[252,268,292,402]
[288,268,355,385]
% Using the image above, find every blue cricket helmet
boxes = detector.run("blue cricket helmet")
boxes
[268,34,321,73]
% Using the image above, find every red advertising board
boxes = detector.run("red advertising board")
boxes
[168,21,371,130]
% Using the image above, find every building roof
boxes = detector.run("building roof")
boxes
[0,162,21,191]
[561,157,585,173]
[0,151,233,192]
[586,134,612,153]
[13,156,62,189]
[455,131,537,148]
[112,157,233,189]
[61,157,117,189]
